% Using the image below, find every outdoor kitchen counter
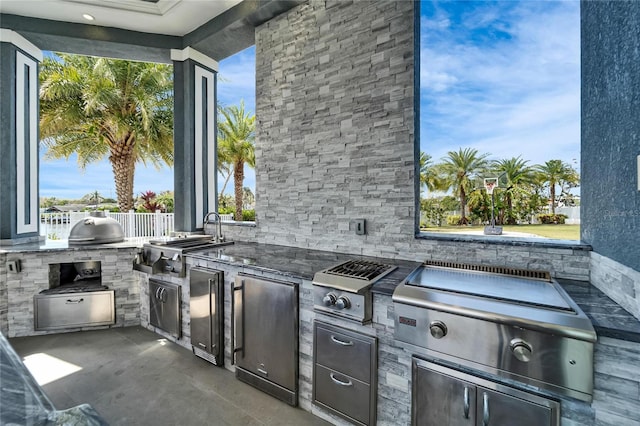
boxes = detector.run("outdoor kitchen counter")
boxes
[186,241,421,290]
[186,242,640,344]
[560,279,640,343]
[0,331,107,425]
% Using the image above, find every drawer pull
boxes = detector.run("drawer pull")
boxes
[330,373,353,387]
[65,298,84,304]
[330,335,354,346]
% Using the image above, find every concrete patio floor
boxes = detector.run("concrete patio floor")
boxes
[9,326,329,426]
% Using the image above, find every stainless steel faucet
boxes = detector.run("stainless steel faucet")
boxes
[204,212,225,243]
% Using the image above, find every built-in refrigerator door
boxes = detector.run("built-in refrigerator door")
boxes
[233,274,298,405]
[190,268,224,365]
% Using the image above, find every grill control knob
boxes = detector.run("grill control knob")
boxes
[323,293,337,306]
[335,296,351,310]
[510,339,533,362]
[429,321,447,339]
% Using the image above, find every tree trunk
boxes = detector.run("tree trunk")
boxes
[110,140,136,212]
[459,188,468,225]
[550,183,556,215]
[233,160,244,221]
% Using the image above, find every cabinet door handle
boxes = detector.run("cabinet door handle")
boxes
[232,280,244,362]
[330,373,353,387]
[482,392,490,426]
[463,386,470,419]
[330,335,354,346]
[65,298,84,304]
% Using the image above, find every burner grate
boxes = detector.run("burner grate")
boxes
[324,260,396,281]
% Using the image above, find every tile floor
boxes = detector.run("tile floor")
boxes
[9,326,330,426]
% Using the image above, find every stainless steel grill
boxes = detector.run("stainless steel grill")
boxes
[393,262,597,402]
[134,235,232,278]
[322,259,397,281]
[313,259,397,324]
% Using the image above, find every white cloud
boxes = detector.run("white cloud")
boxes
[420,0,580,170]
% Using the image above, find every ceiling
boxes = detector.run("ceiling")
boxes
[0,0,244,36]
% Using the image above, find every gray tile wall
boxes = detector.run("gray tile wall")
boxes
[252,0,416,253]
[3,248,140,337]
[590,252,640,321]
[220,0,593,282]
[0,253,7,335]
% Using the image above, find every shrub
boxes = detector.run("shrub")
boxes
[218,206,234,215]
[446,215,461,226]
[536,214,568,224]
[242,209,256,221]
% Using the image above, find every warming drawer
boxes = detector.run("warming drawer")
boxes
[34,290,115,331]
[313,321,377,426]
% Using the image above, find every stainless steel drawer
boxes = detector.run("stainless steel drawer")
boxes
[34,290,115,331]
[315,323,374,383]
[314,364,371,426]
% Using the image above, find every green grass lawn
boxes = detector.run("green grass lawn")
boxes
[422,224,580,240]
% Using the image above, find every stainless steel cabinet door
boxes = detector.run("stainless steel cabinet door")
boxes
[413,362,476,426]
[149,279,181,338]
[233,274,298,391]
[413,358,559,426]
[475,388,552,426]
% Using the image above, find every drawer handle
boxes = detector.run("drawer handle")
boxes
[65,298,84,304]
[330,373,353,387]
[330,335,354,346]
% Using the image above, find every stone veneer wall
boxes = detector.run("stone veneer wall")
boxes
[252,0,416,254]
[0,252,7,335]
[590,252,640,321]
[220,0,592,283]
[3,248,140,337]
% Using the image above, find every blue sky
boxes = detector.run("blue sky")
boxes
[40,1,580,199]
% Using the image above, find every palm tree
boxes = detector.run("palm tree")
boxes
[218,102,255,221]
[39,53,174,212]
[492,157,535,224]
[437,148,490,224]
[535,160,575,214]
[419,152,443,192]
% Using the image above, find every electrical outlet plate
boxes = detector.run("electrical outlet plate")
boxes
[355,219,366,235]
[7,260,21,273]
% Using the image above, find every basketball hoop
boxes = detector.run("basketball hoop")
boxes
[483,178,498,195]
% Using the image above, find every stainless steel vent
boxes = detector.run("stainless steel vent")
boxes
[424,260,551,281]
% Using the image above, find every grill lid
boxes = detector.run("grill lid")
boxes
[313,259,397,293]
[68,211,124,245]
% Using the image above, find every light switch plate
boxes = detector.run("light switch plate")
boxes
[355,219,366,235]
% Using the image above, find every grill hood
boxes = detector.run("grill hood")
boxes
[68,211,125,245]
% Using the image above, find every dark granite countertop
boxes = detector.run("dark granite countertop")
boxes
[559,279,640,343]
[186,241,421,289]
[0,332,107,425]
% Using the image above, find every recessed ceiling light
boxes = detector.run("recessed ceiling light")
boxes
[82,14,95,21]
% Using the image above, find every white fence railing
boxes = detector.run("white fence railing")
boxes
[40,211,176,241]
